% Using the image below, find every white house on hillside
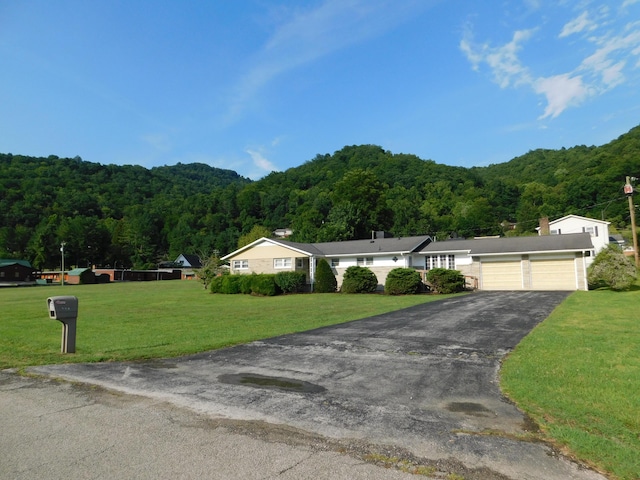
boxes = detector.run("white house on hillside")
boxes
[537,215,610,265]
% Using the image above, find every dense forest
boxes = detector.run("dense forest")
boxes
[2,124,639,270]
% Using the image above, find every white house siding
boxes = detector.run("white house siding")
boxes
[545,216,610,266]
[330,254,414,290]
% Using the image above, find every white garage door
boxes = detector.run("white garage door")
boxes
[530,259,576,290]
[481,261,522,290]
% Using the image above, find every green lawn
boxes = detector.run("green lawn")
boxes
[501,287,640,480]
[0,280,452,369]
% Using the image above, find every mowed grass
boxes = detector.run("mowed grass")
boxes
[0,280,453,369]
[501,286,640,480]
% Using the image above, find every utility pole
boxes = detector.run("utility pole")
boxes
[60,241,66,286]
[624,177,639,268]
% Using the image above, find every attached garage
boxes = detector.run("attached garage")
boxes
[420,233,593,292]
[480,260,522,290]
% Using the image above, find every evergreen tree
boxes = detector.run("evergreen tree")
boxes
[314,258,337,293]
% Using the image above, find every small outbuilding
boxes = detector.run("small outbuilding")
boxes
[0,259,36,285]
[66,268,96,285]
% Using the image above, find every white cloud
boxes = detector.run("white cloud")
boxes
[246,148,279,173]
[559,11,595,38]
[224,0,429,124]
[623,0,640,8]
[460,29,534,88]
[461,6,640,120]
[534,74,591,118]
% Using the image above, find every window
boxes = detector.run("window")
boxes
[584,226,598,237]
[296,258,304,268]
[232,259,248,270]
[331,258,340,267]
[425,255,455,270]
[274,258,292,269]
[357,257,373,266]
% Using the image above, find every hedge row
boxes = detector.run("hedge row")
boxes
[210,271,307,296]
[210,268,466,295]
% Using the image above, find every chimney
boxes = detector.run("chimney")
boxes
[539,217,550,236]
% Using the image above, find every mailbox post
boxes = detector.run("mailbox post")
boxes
[47,296,78,353]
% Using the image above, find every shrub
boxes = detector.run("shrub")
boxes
[221,274,242,294]
[315,258,337,293]
[209,275,224,293]
[275,271,307,293]
[341,266,378,293]
[385,268,423,295]
[239,274,254,294]
[250,274,279,296]
[425,268,465,294]
[588,245,637,291]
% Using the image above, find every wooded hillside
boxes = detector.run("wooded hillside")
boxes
[2,124,639,269]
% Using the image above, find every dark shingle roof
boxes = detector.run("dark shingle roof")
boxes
[420,233,593,255]
[179,254,202,268]
[272,235,432,256]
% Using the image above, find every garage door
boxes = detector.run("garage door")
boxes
[530,259,576,290]
[481,261,522,290]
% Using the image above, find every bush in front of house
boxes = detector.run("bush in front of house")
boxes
[210,273,279,296]
[588,245,637,291]
[209,274,224,293]
[275,271,307,293]
[385,268,423,295]
[425,268,465,294]
[250,273,279,296]
[341,266,378,293]
[221,274,242,294]
[314,258,337,293]
[240,274,254,294]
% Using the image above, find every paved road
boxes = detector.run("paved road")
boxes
[4,291,607,479]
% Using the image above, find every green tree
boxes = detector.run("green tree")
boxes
[314,258,337,293]
[587,245,637,291]
[237,225,272,249]
[196,254,223,290]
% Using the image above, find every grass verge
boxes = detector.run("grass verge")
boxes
[0,280,456,369]
[501,287,640,480]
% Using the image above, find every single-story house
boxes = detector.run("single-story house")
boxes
[222,234,433,291]
[537,215,610,265]
[0,259,36,285]
[420,233,594,291]
[222,232,594,292]
[66,268,96,285]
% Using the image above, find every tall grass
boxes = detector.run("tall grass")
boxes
[0,281,450,369]
[501,287,640,480]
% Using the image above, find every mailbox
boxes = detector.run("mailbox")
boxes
[47,296,78,353]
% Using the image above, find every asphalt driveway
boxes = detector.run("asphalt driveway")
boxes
[26,291,606,480]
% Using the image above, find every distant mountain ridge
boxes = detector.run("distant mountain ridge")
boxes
[1,124,639,269]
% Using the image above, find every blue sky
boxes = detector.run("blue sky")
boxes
[2,1,639,180]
